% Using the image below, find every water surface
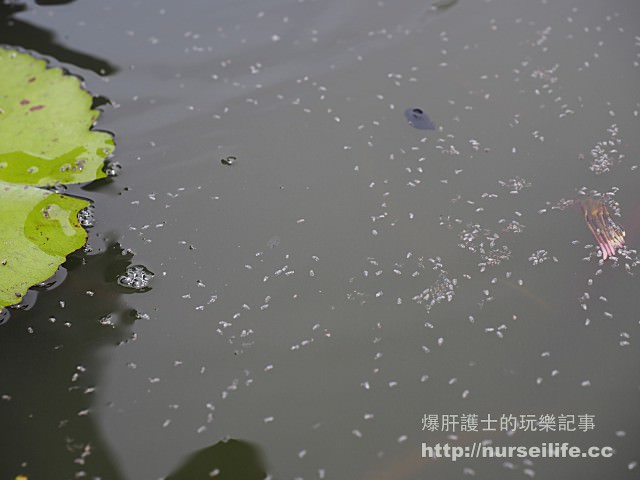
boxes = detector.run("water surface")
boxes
[2,0,640,478]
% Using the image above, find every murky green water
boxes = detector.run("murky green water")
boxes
[2,0,640,478]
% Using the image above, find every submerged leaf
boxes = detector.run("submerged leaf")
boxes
[0,180,89,308]
[0,48,114,186]
[580,197,625,260]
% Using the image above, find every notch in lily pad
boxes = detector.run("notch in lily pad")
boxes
[404,107,435,130]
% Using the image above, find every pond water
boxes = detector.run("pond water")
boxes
[2,0,640,478]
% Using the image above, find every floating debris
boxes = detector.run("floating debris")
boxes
[589,124,623,175]
[117,265,155,290]
[404,107,435,130]
[221,155,236,166]
[500,219,525,234]
[413,258,456,313]
[458,223,511,267]
[528,250,549,266]
[498,176,531,194]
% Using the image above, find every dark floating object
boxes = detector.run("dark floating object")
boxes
[404,107,435,130]
[221,155,236,166]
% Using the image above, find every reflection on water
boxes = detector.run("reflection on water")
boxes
[167,438,268,480]
[0,1,118,75]
[579,197,625,260]
[0,243,136,478]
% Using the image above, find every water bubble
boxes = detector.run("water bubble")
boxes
[117,265,154,290]
[99,313,115,327]
[78,205,95,227]
[104,160,122,177]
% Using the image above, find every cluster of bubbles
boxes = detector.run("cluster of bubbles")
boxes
[117,265,154,290]
[77,205,95,227]
[104,160,122,177]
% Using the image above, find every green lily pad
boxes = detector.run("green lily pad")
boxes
[0,181,90,308]
[0,48,114,186]
[0,48,114,309]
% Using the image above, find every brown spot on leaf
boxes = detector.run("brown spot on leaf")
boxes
[28,76,36,83]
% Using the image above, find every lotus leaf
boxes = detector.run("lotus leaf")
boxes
[0,48,114,186]
[0,48,114,308]
[0,181,89,307]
